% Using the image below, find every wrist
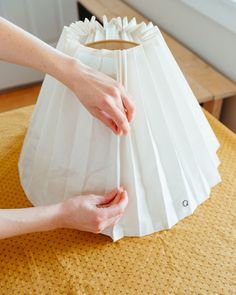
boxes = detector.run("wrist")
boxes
[51,53,82,90]
[45,202,65,231]
[54,198,82,230]
[26,203,64,233]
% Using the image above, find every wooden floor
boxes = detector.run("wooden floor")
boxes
[0,83,41,113]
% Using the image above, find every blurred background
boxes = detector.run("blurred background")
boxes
[0,0,235,132]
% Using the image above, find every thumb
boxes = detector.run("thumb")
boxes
[96,187,123,206]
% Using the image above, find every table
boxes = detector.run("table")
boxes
[0,106,235,294]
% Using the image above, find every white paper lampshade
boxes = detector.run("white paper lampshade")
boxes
[19,16,221,241]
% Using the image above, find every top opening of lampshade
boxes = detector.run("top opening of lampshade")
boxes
[85,40,139,50]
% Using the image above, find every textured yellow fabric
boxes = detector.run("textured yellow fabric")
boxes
[0,106,235,295]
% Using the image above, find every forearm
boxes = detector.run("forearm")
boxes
[0,17,75,85]
[0,204,62,239]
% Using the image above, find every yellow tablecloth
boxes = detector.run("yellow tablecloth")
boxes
[0,106,235,295]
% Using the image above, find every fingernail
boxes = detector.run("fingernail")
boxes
[122,128,129,136]
[117,128,123,135]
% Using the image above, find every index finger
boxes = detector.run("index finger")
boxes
[103,101,130,135]
[120,88,135,123]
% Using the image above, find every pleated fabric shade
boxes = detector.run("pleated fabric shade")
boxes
[19,16,221,241]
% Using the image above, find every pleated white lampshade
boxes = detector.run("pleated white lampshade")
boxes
[19,16,221,241]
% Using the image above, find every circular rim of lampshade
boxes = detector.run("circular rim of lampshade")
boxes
[85,39,140,50]
[66,16,160,53]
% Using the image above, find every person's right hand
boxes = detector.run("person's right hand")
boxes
[65,59,135,136]
[59,187,128,234]
[0,18,136,135]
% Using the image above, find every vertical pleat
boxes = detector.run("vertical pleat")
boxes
[128,48,171,229]
[132,47,185,226]
[18,75,58,190]
[140,43,220,206]
[155,35,220,155]
[158,37,220,160]
[143,41,221,186]
[103,50,123,240]
[26,82,66,205]
[133,45,200,221]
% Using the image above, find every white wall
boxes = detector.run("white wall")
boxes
[0,0,78,90]
[125,0,236,132]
